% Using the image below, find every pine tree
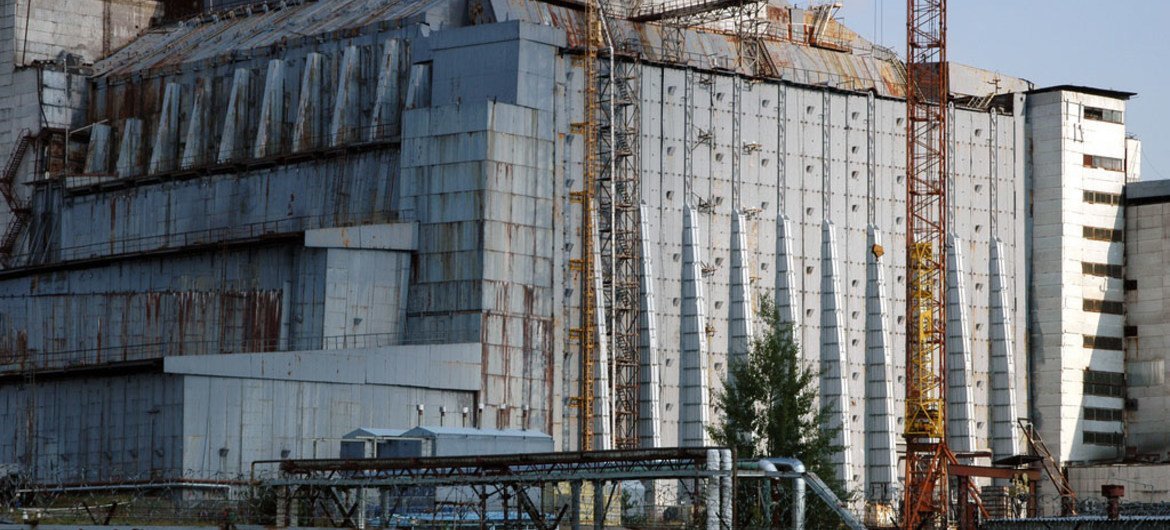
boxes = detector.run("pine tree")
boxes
[710,297,851,527]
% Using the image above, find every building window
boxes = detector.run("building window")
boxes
[1084,106,1124,124]
[1083,154,1125,172]
[1083,299,1124,315]
[1083,190,1123,206]
[1082,262,1124,278]
[1083,369,1125,397]
[1083,335,1125,351]
[1083,430,1123,446]
[1083,226,1124,243]
[1084,407,1123,422]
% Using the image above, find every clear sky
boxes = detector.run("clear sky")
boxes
[828,0,1170,180]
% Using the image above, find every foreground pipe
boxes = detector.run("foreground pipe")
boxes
[758,457,806,530]
[706,449,720,530]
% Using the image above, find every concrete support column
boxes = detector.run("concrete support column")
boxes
[989,237,1020,464]
[728,209,754,368]
[681,205,711,447]
[182,84,209,169]
[774,215,800,327]
[293,53,324,152]
[592,213,613,450]
[819,220,853,490]
[864,226,898,503]
[946,234,977,456]
[638,202,662,449]
[330,45,361,146]
[254,59,287,158]
[83,123,112,174]
[148,82,182,173]
[218,68,252,163]
[115,118,143,177]
[369,38,403,140]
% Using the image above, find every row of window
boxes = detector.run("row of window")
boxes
[1082,262,1124,278]
[1084,226,1124,243]
[1084,430,1123,447]
[1084,190,1123,206]
[1084,299,1124,315]
[1085,106,1124,125]
[1083,154,1125,172]
[1085,407,1123,422]
[1084,369,1126,397]
[1084,335,1125,351]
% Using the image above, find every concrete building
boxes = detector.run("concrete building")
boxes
[1123,179,1170,461]
[1026,86,1140,464]
[0,0,1160,516]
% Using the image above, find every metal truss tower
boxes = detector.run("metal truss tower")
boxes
[596,6,642,451]
[902,0,953,528]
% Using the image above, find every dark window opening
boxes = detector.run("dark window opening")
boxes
[1083,190,1123,206]
[1083,369,1125,397]
[1084,106,1124,125]
[1084,407,1123,422]
[1083,430,1123,446]
[1083,335,1124,351]
[1083,154,1125,172]
[1083,226,1124,243]
[1083,299,1124,315]
[1082,262,1124,278]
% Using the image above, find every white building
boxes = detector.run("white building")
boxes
[1026,85,1140,464]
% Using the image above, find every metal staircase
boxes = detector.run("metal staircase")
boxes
[0,130,34,263]
[1018,418,1078,515]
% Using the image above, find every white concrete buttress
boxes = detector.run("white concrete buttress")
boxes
[369,39,403,141]
[728,209,754,369]
[293,53,324,152]
[330,45,361,146]
[148,83,182,174]
[638,202,662,449]
[592,212,613,450]
[84,123,112,174]
[774,215,800,328]
[864,226,898,503]
[254,59,286,158]
[989,237,1020,460]
[181,84,209,169]
[681,205,711,447]
[217,68,252,163]
[819,220,854,490]
[115,118,143,177]
[946,234,977,456]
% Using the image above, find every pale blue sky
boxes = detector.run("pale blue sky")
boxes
[830,0,1169,180]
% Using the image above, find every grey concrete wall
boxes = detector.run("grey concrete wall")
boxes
[175,343,482,474]
[0,372,184,482]
[560,58,1028,485]
[1124,192,1170,457]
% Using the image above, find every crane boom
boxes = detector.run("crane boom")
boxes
[903,0,953,528]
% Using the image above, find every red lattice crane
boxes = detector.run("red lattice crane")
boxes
[902,0,955,528]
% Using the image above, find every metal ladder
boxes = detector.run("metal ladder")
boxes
[1018,418,1078,515]
[0,130,34,263]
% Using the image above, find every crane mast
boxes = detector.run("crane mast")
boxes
[569,0,603,451]
[903,0,953,528]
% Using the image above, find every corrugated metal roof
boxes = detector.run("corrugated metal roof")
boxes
[93,0,906,97]
[93,0,448,79]
[403,426,553,439]
[343,427,410,438]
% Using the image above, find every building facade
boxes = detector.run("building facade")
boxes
[0,0,1162,514]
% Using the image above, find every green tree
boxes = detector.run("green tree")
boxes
[710,297,851,527]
